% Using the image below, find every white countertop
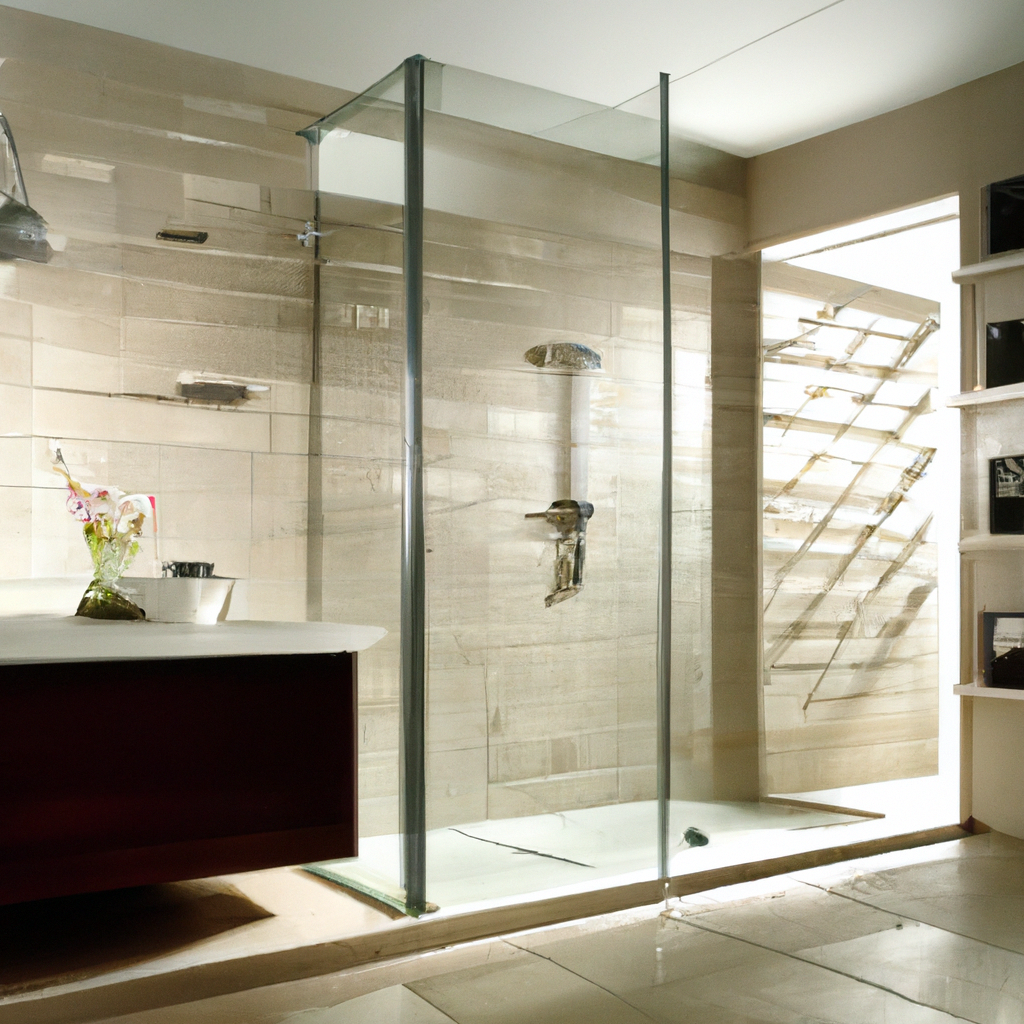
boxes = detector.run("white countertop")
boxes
[0,616,387,665]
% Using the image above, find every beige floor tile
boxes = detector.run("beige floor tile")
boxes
[516,913,962,1023]
[276,983,452,1024]
[286,985,456,1023]
[647,951,963,1023]
[407,947,653,1024]
[16,835,1018,1024]
[793,833,1024,953]
[679,880,1024,1023]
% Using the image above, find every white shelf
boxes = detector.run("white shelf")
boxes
[952,250,1024,283]
[960,533,1024,553]
[955,683,1024,700]
[948,382,1024,407]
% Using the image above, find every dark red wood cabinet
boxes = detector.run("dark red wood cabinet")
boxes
[0,651,357,905]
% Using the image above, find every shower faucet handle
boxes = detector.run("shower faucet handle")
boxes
[526,500,594,607]
[296,221,324,246]
[525,498,594,535]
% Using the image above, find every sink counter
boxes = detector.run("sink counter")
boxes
[0,615,386,665]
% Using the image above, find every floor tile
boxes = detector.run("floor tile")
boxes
[794,832,1024,953]
[29,835,1021,1024]
[284,985,456,1023]
[516,910,963,1023]
[679,881,1024,1023]
[407,945,655,1024]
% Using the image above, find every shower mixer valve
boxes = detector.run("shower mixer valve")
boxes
[526,499,594,607]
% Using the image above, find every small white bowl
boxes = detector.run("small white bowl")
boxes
[119,577,234,624]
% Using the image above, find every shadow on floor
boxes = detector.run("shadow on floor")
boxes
[0,878,272,996]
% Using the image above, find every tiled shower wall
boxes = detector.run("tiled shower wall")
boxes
[1,7,745,840]
[0,8,347,618]
[316,179,731,835]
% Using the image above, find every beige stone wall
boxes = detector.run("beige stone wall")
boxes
[0,7,347,618]
[315,192,721,836]
[748,59,1024,267]
[0,6,745,841]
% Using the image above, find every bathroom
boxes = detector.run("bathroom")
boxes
[0,20,950,916]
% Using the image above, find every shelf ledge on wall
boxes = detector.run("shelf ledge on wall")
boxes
[959,533,1024,553]
[955,683,1024,700]
[948,382,1024,407]
[952,249,1024,283]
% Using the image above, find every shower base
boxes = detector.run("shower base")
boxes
[308,796,877,915]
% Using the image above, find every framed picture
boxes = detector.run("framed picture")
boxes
[986,319,1024,389]
[983,612,1024,688]
[986,172,1024,256]
[990,455,1024,533]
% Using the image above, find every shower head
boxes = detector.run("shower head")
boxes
[524,342,601,372]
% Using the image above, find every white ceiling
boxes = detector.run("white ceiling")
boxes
[3,0,1024,156]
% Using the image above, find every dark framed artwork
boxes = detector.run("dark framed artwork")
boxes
[986,320,1024,389]
[983,612,1024,688]
[990,455,1024,534]
[987,172,1024,256]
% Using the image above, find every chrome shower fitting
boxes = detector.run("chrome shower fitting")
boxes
[526,499,594,607]
[297,221,324,246]
[0,112,52,263]
[522,340,602,606]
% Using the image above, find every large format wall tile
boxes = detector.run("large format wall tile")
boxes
[0,5,731,840]
[0,7,337,634]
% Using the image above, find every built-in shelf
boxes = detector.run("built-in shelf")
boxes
[948,381,1024,407]
[959,533,1024,553]
[952,249,1024,283]
[955,683,1024,700]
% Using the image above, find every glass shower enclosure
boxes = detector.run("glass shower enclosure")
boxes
[298,57,724,915]
[0,40,892,920]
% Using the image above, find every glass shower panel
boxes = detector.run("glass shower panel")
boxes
[666,255,714,856]
[303,58,744,913]
[418,62,665,906]
[302,72,408,907]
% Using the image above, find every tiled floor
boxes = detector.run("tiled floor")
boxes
[75,830,1024,1023]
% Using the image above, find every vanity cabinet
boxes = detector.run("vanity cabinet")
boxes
[0,619,384,905]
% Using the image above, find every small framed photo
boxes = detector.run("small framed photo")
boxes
[990,455,1024,533]
[986,319,1024,389]
[983,612,1024,688]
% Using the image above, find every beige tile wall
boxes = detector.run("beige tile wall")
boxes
[1,6,732,842]
[316,196,716,836]
[0,8,347,620]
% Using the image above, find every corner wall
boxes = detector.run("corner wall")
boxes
[748,58,1024,267]
[747,57,1024,821]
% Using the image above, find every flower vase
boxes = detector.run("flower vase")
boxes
[77,576,145,622]
[55,459,151,620]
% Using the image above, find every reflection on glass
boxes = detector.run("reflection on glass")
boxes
[307,58,926,917]
[0,112,52,263]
